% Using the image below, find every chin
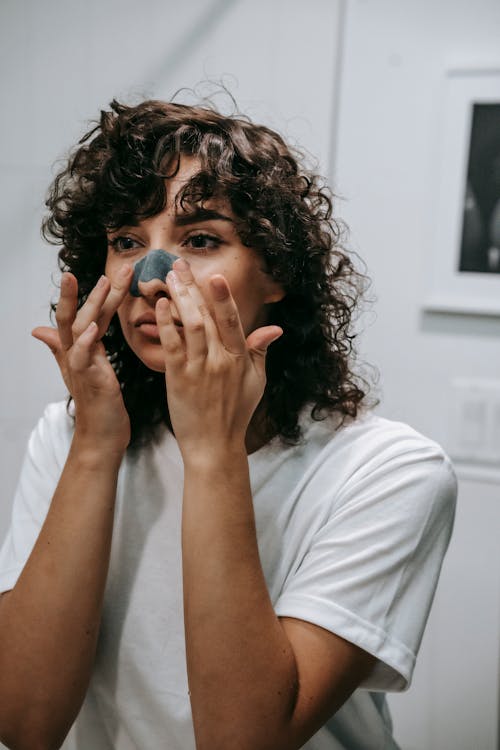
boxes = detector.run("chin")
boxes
[140,353,167,373]
[127,341,167,373]
[143,359,167,373]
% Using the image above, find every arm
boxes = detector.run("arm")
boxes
[158,261,376,750]
[0,444,122,750]
[0,268,132,750]
[182,448,376,750]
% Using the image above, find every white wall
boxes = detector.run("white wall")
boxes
[0,3,341,749]
[334,1,500,748]
[1,1,499,749]
[0,0,342,533]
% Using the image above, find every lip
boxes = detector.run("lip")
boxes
[134,312,157,327]
[133,312,184,329]
[137,322,160,339]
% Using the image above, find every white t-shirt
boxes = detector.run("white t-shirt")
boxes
[0,402,457,750]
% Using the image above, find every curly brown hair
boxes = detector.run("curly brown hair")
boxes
[42,98,373,449]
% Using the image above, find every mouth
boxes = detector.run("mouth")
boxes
[134,313,183,338]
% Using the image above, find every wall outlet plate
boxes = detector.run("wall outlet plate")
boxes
[448,378,500,465]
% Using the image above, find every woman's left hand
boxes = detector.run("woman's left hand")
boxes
[156,258,282,458]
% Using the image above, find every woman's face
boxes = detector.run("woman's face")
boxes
[104,156,284,372]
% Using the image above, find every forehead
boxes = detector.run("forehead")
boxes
[164,154,233,217]
[165,154,201,195]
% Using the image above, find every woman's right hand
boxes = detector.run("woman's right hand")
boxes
[32,265,133,456]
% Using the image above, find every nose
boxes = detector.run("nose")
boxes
[130,250,178,297]
[130,250,179,297]
[136,276,170,302]
[130,249,180,298]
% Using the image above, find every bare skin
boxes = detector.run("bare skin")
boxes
[0,267,134,749]
[157,261,376,750]
[0,159,376,750]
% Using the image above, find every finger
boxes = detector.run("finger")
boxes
[246,326,283,379]
[246,326,283,356]
[172,257,220,336]
[172,258,216,318]
[71,274,112,340]
[55,273,78,350]
[32,326,63,362]
[156,297,185,370]
[68,321,100,371]
[166,269,209,361]
[208,275,246,355]
[95,263,133,336]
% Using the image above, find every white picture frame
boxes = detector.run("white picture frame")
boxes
[424,67,500,316]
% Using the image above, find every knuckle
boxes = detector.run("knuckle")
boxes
[207,357,225,374]
[185,317,204,334]
[224,313,240,329]
[106,283,118,300]
[110,280,125,297]
[67,351,82,372]
[55,306,70,324]
[164,340,181,356]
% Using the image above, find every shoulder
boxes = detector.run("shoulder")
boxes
[306,407,452,466]
[38,399,74,425]
[302,408,457,517]
[34,399,74,436]
[27,400,74,466]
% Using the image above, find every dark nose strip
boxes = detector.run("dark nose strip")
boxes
[130,249,180,296]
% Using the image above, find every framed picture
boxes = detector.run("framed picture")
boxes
[424,67,500,316]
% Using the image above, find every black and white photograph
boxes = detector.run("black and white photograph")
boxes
[0,3,499,750]
[425,67,500,315]
[459,103,500,274]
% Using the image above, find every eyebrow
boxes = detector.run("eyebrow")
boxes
[174,207,234,226]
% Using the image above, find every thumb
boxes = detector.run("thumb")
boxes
[32,326,62,359]
[246,325,283,357]
[32,327,72,393]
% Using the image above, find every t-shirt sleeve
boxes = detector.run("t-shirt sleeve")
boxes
[274,426,458,692]
[0,402,72,594]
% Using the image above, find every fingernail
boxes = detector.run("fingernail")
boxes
[97,275,107,288]
[174,258,189,272]
[210,276,228,300]
[119,264,131,278]
[156,297,170,314]
[168,270,180,288]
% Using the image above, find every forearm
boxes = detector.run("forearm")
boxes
[0,436,123,750]
[182,445,298,750]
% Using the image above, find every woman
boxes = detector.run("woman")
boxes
[0,98,457,750]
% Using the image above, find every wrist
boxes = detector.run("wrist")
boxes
[180,439,248,472]
[70,432,127,470]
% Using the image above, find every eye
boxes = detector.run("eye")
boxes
[181,233,221,252]
[108,236,142,252]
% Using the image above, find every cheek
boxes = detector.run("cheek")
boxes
[191,261,267,330]
[104,251,113,275]
[105,255,122,280]
[114,299,130,338]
